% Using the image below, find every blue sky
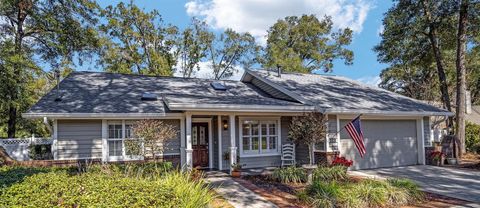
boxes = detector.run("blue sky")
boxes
[92,0,392,85]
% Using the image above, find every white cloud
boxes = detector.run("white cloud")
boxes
[376,24,384,37]
[174,61,244,81]
[185,0,372,44]
[356,75,381,87]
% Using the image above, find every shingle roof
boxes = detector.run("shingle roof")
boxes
[26,71,303,116]
[248,70,452,116]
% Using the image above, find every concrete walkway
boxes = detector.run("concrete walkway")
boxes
[206,171,277,208]
[351,165,480,204]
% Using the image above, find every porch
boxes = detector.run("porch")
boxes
[181,113,301,171]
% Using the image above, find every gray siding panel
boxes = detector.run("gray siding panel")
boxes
[212,116,219,169]
[57,120,102,160]
[162,119,181,154]
[251,78,297,102]
[221,116,231,170]
[240,156,281,168]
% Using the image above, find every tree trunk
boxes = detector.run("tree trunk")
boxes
[421,0,454,129]
[455,0,469,158]
[7,0,29,138]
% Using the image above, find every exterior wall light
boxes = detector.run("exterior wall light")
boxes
[223,120,229,130]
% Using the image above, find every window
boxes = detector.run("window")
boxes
[108,122,123,157]
[240,119,280,156]
[107,120,141,160]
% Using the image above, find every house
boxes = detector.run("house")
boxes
[23,70,453,170]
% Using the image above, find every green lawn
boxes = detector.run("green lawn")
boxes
[0,162,215,207]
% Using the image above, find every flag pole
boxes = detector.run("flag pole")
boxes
[331,114,363,135]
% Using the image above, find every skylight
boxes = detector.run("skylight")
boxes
[210,82,227,91]
[141,92,157,101]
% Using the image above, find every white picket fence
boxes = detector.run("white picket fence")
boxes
[0,136,53,161]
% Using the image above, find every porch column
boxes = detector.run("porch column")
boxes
[229,114,237,171]
[180,118,186,167]
[217,115,223,170]
[417,118,426,165]
[185,113,193,170]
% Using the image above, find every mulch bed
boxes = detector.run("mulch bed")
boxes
[456,153,480,170]
[238,175,471,208]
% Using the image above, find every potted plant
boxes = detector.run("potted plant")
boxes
[430,151,445,166]
[446,157,457,165]
[231,163,242,177]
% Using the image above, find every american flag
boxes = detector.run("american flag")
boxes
[345,116,366,157]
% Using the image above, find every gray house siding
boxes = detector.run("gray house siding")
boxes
[161,119,181,155]
[250,77,297,102]
[221,116,231,170]
[212,116,219,169]
[57,120,102,160]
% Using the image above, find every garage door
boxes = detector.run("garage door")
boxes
[339,120,418,170]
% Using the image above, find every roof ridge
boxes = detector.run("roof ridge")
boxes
[70,70,243,83]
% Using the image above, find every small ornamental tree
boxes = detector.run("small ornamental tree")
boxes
[129,120,178,161]
[289,112,328,165]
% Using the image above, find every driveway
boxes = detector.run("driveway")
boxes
[351,165,480,203]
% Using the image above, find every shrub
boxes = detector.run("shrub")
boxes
[352,179,390,207]
[387,178,424,201]
[0,163,213,207]
[305,180,340,208]
[466,122,480,153]
[28,144,53,160]
[271,166,306,184]
[313,166,348,182]
[331,156,353,167]
[303,172,424,208]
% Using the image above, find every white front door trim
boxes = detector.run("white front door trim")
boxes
[192,118,213,169]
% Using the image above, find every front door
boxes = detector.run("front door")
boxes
[192,122,209,168]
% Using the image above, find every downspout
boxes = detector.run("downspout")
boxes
[43,117,52,135]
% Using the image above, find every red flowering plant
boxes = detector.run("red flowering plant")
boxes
[430,151,446,161]
[331,156,353,167]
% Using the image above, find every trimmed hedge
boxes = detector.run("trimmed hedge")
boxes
[0,162,213,207]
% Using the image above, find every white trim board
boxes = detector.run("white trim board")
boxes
[23,113,184,119]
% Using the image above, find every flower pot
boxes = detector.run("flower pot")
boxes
[231,171,241,177]
[446,158,457,165]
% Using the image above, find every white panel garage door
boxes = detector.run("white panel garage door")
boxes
[339,120,418,170]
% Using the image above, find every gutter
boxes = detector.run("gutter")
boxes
[328,109,454,117]
[167,103,319,113]
[22,112,184,119]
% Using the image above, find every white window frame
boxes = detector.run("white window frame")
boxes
[239,117,281,157]
[106,120,143,161]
